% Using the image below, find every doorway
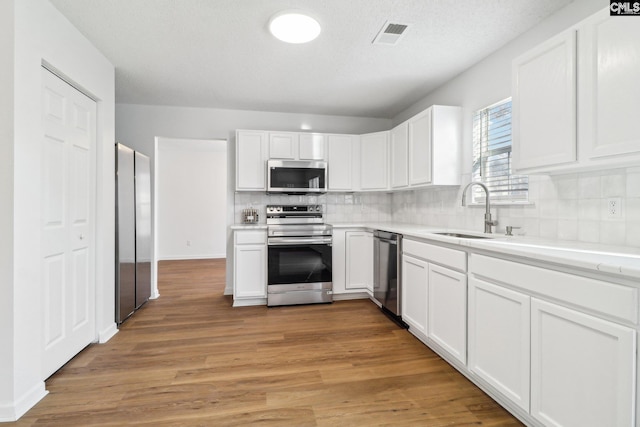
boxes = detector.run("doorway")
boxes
[155,138,227,267]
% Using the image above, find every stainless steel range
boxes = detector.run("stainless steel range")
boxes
[266,204,332,306]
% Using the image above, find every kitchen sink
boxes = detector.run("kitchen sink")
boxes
[432,232,493,239]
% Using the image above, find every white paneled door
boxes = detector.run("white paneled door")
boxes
[41,68,97,379]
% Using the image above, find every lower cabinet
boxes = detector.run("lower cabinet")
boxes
[427,264,467,365]
[401,239,467,364]
[345,230,373,292]
[233,229,267,306]
[530,298,635,427]
[468,277,531,412]
[469,262,636,426]
[401,254,429,338]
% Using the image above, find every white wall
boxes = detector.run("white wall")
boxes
[1,0,115,421]
[157,138,227,260]
[0,0,15,412]
[388,0,640,247]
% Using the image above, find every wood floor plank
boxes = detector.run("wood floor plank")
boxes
[10,258,522,426]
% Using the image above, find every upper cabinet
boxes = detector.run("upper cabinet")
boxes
[513,7,640,174]
[579,9,640,163]
[403,105,461,188]
[236,105,461,193]
[512,30,577,171]
[360,131,389,191]
[299,133,326,160]
[269,132,325,160]
[236,130,268,191]
[327,134,359,191]
[390,121,409,189]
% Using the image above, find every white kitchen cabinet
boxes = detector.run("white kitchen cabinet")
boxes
[233,230,267,306]
[298,133,326,160]
[579,9,640,163]
[402,238,467,358]
[401,254,428,340]
[408,108,432,186]
[345,231,373,291]
[427,264,467,365]
[512,29,577,171]
[468,277,531,412]
[530,298,636,427]
[236,130,268,191]
[390,121,409,189]
[269,132,298,159]
[513,7,640,173]
[327,134,359,191]
[360,131,389,191]
[269,132,326,160]
[408,105,461,187]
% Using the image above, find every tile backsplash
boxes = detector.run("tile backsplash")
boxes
[234,166,639,247]
[234,192,393,224]
[392,166,639,247]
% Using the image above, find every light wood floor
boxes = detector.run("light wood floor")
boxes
[13,259,522,426]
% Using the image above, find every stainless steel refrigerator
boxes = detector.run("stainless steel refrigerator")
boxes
[116,143,152,324]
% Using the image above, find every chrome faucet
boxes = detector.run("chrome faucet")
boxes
[461,181,497,234]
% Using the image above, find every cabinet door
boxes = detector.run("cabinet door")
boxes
[401,254,428,339]
[468,277,530,412]
[236,130,268,190]
[390,121,409,189]
[269,132,298,159]
[299,133,325,160]
[408,108,432,185]
[234,244,266,299]
[530,298,635,427]
[345,231,373,290]
[327,134,356,191]
[360,131,389,190]
[512,30,577,171]
[579,9,640,161]
[427,264,467,364]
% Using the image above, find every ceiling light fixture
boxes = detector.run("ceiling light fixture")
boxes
[269,11,321,44]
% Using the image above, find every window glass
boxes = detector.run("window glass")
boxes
[472,98,528,203]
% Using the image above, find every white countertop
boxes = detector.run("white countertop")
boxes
[230,224,267,230]
[329,222,640,280]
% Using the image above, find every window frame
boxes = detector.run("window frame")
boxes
[471,97,529,205]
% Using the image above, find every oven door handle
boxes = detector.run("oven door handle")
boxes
[268,237,332,246]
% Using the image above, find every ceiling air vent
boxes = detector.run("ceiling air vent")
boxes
[372,21,410,45]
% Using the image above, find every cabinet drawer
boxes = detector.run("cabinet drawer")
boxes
[403,239,466,272]
[470,254,638,324]
[235,230,266,245]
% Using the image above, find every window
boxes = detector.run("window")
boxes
[472,98,528,204]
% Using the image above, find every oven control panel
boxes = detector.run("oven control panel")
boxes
[266,205,323,214]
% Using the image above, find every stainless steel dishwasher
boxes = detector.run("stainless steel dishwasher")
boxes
[373,230,405,326]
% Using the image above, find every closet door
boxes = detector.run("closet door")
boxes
[41,68,97,378]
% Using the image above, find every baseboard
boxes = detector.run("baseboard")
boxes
[150,289,160,299]
[98,322,119,344]
[224,286,233,296]
[158,254,226,261]
[332,292,370,301]
[0,381,48,422]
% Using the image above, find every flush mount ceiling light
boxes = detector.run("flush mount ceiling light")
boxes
[269,11,321,44]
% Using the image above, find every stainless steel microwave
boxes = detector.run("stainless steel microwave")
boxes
[267,160,327,194]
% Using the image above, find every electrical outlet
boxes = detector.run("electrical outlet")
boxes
[187,240,191,247]
[607,198,622,218]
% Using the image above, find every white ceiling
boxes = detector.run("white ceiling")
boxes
[50,0,573,118]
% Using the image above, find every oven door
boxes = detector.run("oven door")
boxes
[267,238,332,286]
